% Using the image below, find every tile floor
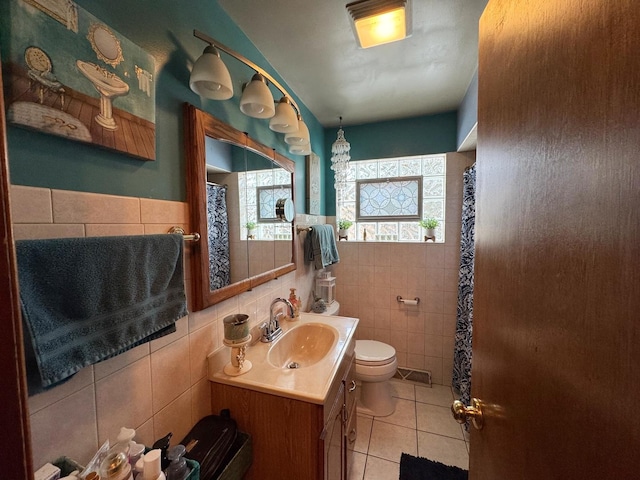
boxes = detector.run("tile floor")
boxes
[348,379,469,480]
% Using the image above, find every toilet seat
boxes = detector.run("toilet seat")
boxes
[355,340,396,366]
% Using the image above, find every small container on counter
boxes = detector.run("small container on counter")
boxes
[223,314,250,343]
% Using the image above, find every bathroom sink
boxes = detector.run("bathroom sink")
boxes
[267,322,338,369]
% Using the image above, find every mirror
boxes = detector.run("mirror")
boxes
[184,104,296,311]
[87,23,123,67]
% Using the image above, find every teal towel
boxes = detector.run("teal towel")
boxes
[16,234,188,394]
[304,225,340,269]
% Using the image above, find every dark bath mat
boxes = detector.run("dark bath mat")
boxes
[399,453,468,480]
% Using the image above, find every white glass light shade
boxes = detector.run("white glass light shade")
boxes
[354,6,406,48]
[346,0,410,49]
[240,73,275,118]
[189,46,233,100]
[289,143,311,155]
[269,97,298,133]
[284,116,310,145]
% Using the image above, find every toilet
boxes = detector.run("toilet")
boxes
[320,302,398,417]
[354,340,398,417]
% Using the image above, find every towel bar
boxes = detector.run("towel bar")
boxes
[296,226,313,234]
[168,226,201,242]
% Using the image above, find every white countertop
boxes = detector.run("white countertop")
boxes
[208,312,359,405]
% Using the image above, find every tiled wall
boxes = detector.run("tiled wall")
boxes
[329,152,475,385]
[11,185,319,469]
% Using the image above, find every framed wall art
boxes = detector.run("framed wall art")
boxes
[2,0,156,160]
[306,151,321,215]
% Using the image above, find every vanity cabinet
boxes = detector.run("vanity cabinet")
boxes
[210,337,356,480]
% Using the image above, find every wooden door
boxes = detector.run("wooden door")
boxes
[471,1,640,478]
[0,55,34,478]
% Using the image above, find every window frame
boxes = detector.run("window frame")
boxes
[355,176,423,222]
[337,153,446,243]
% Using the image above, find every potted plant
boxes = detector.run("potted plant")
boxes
[419,218,439,240]
[245,221,257,238]
[337,219,353,239]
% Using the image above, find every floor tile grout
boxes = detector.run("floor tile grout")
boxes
[353,383,469,480]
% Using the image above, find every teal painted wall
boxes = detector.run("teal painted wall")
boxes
[1,0,461,216]
[0,0,322,211]
[323,111,458,215]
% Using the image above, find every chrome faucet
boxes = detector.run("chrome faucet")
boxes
[261,297,294,342]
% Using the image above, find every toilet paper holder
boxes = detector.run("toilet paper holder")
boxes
[396,295,420,305]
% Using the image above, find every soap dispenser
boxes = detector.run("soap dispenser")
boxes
[142,449,166,480]
[288,288,301,319]
[165,445,190,480]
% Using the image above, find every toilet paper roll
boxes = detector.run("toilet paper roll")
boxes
[402,299,418,305]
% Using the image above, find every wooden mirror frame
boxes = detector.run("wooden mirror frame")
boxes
[184,103,297,311]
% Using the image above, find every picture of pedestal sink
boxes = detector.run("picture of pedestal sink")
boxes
[4,0,156,159]
[76,59,129,130]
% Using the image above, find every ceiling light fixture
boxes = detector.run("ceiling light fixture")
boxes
[346,0,411,49]
[331,117,351,195]
[190,30,310,152]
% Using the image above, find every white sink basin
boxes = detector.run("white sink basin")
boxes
[209,313,359,403]
[267,322,338,369]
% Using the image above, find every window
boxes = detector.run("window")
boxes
[257,185,292,222]
[337,154,446,242]
[240,168,293,241]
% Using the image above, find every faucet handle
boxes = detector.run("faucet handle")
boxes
[274,312,285,328]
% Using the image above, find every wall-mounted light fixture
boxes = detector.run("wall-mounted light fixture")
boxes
[189,30,310,152]
[189,45,233,99]
[346,0,412,49]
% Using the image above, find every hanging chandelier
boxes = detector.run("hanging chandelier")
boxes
[331,117,351,194]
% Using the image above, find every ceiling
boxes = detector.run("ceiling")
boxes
[218,0,488,128]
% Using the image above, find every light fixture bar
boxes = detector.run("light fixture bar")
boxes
[193,29,301,116]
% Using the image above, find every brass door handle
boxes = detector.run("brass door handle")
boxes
[451,398,484,430]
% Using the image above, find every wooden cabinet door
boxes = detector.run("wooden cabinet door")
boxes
[323,383,344,480]
[470,1,640,478]
[343,358,357,479]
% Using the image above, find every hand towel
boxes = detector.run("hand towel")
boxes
[304,225,340,269]
[16,234,188,394]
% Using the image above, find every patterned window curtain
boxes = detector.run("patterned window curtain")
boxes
[452,164,476,409]
[206,183,230,290]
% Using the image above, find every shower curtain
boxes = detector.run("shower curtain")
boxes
[206,183,231,291]
[452,164,476,409]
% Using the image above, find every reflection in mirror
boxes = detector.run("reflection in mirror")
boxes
[206,138,249,287]
[238,151,295,279]
[184,104,296,312]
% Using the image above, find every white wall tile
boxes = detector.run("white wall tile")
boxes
[95,357,153,444]
[153,390,193,447]
[150,336,191,413]
[10,185,52,223]
[30,385,98,468]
